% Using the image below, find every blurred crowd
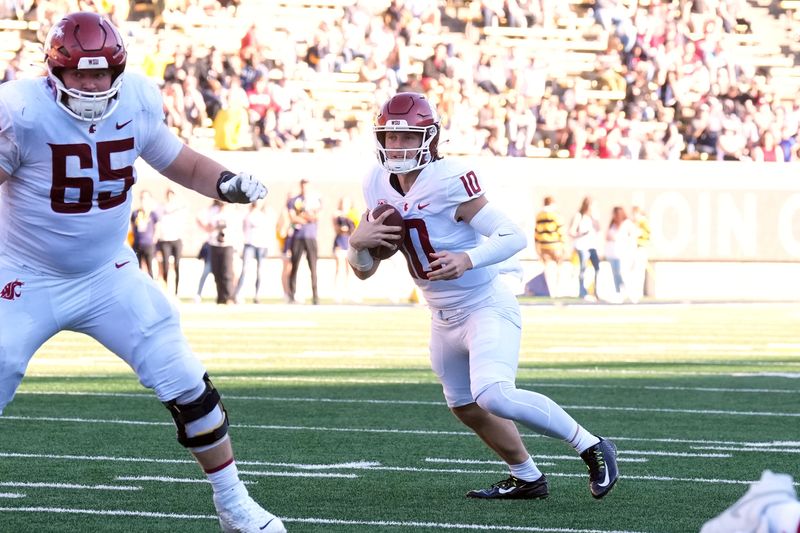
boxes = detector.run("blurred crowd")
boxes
[2,0,799,162]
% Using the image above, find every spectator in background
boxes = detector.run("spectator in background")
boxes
[569,196,601,301]
[276,192,294,303]
[604,206,636,303]
[214,78,252,150]
[180,74,208,139]
[156,188,187,296]
[131,190,159,278]
[421,43,450,90]
[332,195,357,303]
[195,200,216,303]
[534,196,565,298]
[751,130,785,162]
[287,179,321,305]
[234,199,275,304]
[629,205,650,303]
[197,200,238,305]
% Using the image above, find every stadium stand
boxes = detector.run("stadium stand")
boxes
[2,0,800,161]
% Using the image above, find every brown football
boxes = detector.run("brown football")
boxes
[369,204,405,260]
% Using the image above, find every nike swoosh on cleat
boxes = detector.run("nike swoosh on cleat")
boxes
[597,466,611,487]
[115,261,130,269]
[260,518,275,530]
[497,487,516,494]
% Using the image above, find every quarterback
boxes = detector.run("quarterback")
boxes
[348,92,619,501]
[0,12,285,533]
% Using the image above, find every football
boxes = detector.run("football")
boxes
[369,204,405,260]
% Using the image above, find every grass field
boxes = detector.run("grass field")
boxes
[1,301,798,533]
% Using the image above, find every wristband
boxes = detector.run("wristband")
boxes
[216,171,236,202]
[347,246,374,271]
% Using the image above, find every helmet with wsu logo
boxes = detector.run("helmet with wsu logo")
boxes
[44,12,127,122]
[374,92,441,174]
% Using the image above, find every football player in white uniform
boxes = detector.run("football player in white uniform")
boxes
[0,13,285,533]
[348,92,619,501]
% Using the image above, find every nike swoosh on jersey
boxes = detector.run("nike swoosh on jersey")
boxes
[115,119,132,130]
[115,261,130,269]
[499,233,512,237]
[418,202,431,209]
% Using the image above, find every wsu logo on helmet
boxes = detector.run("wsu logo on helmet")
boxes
[0,279,24,300]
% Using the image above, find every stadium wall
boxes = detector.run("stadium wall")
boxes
[137,152,800,301]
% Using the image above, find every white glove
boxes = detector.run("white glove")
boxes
[217,171,268,203]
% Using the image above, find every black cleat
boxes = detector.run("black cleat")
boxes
[466,474,549,500]
[580,437,619,499]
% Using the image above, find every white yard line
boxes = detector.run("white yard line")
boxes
[691,446,800,454]
[0,493,25,499]
[0,451,792,488]
[0,507,648,533]
[16,391,800,416]
[236,470,358,478]
[0,481,139,491]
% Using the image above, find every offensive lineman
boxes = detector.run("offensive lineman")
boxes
[347,92,619,501]
[0,12,285,532]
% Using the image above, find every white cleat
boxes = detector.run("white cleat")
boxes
[214,493,286,533]
[700,470,800,533]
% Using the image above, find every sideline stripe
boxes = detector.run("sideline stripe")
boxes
[0,507,646,533]
[0,494,25,499]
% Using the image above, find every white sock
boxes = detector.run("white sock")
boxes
[207,459,244,500]
[509,456,542,482]
[568,425,600,454]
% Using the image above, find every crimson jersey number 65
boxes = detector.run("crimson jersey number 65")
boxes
[49,139,135,214]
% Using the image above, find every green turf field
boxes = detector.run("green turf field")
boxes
[0,302,798,532]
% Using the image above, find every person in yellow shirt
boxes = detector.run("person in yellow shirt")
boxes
[534,196,565,297]
[629,205,651,303]
[214,78,252,150]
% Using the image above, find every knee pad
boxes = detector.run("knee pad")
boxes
[475,381,515,419]
[163,373,229,448]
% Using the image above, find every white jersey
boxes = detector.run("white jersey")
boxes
[0,73,183,275]
[363,159,498,309]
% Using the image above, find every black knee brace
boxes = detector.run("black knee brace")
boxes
[163,373,229,448]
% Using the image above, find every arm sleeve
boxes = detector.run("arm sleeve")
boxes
[465,203,527,270]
